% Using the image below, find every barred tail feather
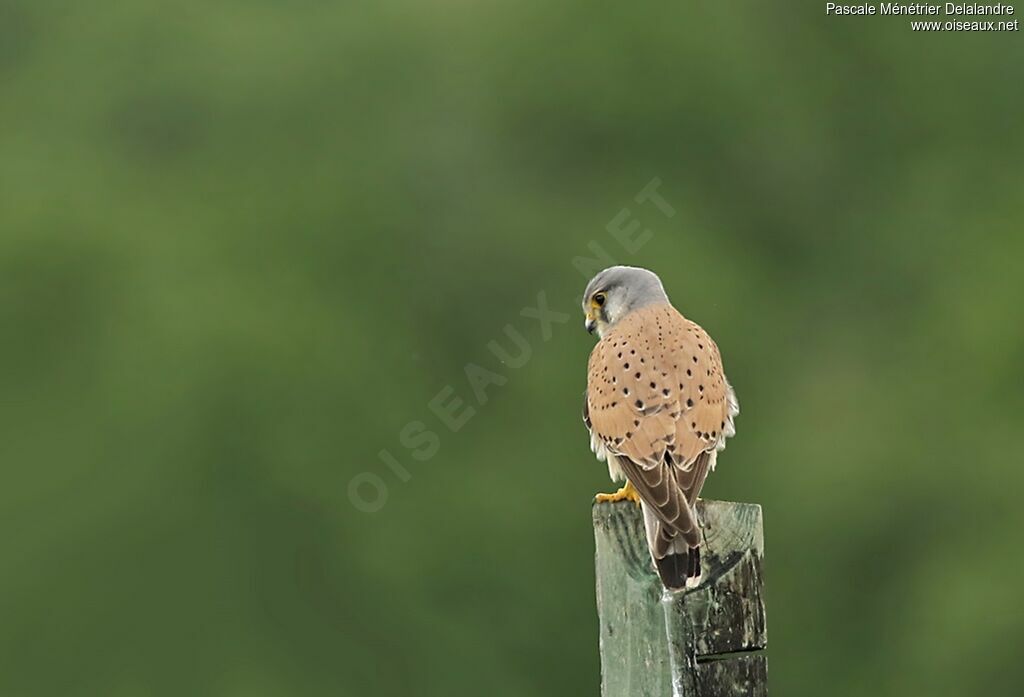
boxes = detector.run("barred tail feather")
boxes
[654,551,690,590]
[640,500,701,591]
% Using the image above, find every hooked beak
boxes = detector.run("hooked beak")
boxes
[585,315,597,334]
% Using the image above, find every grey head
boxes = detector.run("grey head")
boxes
[581,265,670,337]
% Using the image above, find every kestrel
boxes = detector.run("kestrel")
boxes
[582,266,738,590]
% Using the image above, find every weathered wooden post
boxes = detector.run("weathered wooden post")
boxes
[593,499,767,697]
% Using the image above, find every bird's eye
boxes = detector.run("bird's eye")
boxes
[593,292,606,307]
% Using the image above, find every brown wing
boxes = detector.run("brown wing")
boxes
[585,304,735,544]
[614,453,701,547]
[678,450,713,503]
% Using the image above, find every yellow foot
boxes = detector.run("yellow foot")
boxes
[595,481,641,504]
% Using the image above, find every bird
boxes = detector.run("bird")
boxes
[581,266,738,590]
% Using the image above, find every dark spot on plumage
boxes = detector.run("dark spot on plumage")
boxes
[635,400,644,409]
[662,388,670,396]
[686,398,693,407]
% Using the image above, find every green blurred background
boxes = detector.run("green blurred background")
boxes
[2,2,1023,695]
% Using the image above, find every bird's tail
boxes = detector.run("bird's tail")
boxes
[653,546,700,590]
[641,500,701,591]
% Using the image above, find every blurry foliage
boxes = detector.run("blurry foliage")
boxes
[1,1,1023,696]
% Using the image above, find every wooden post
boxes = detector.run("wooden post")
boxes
[593,499,767,697]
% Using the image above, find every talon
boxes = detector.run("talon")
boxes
[594,481,641,504]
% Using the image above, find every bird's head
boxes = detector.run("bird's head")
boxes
[581,265,670,338]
